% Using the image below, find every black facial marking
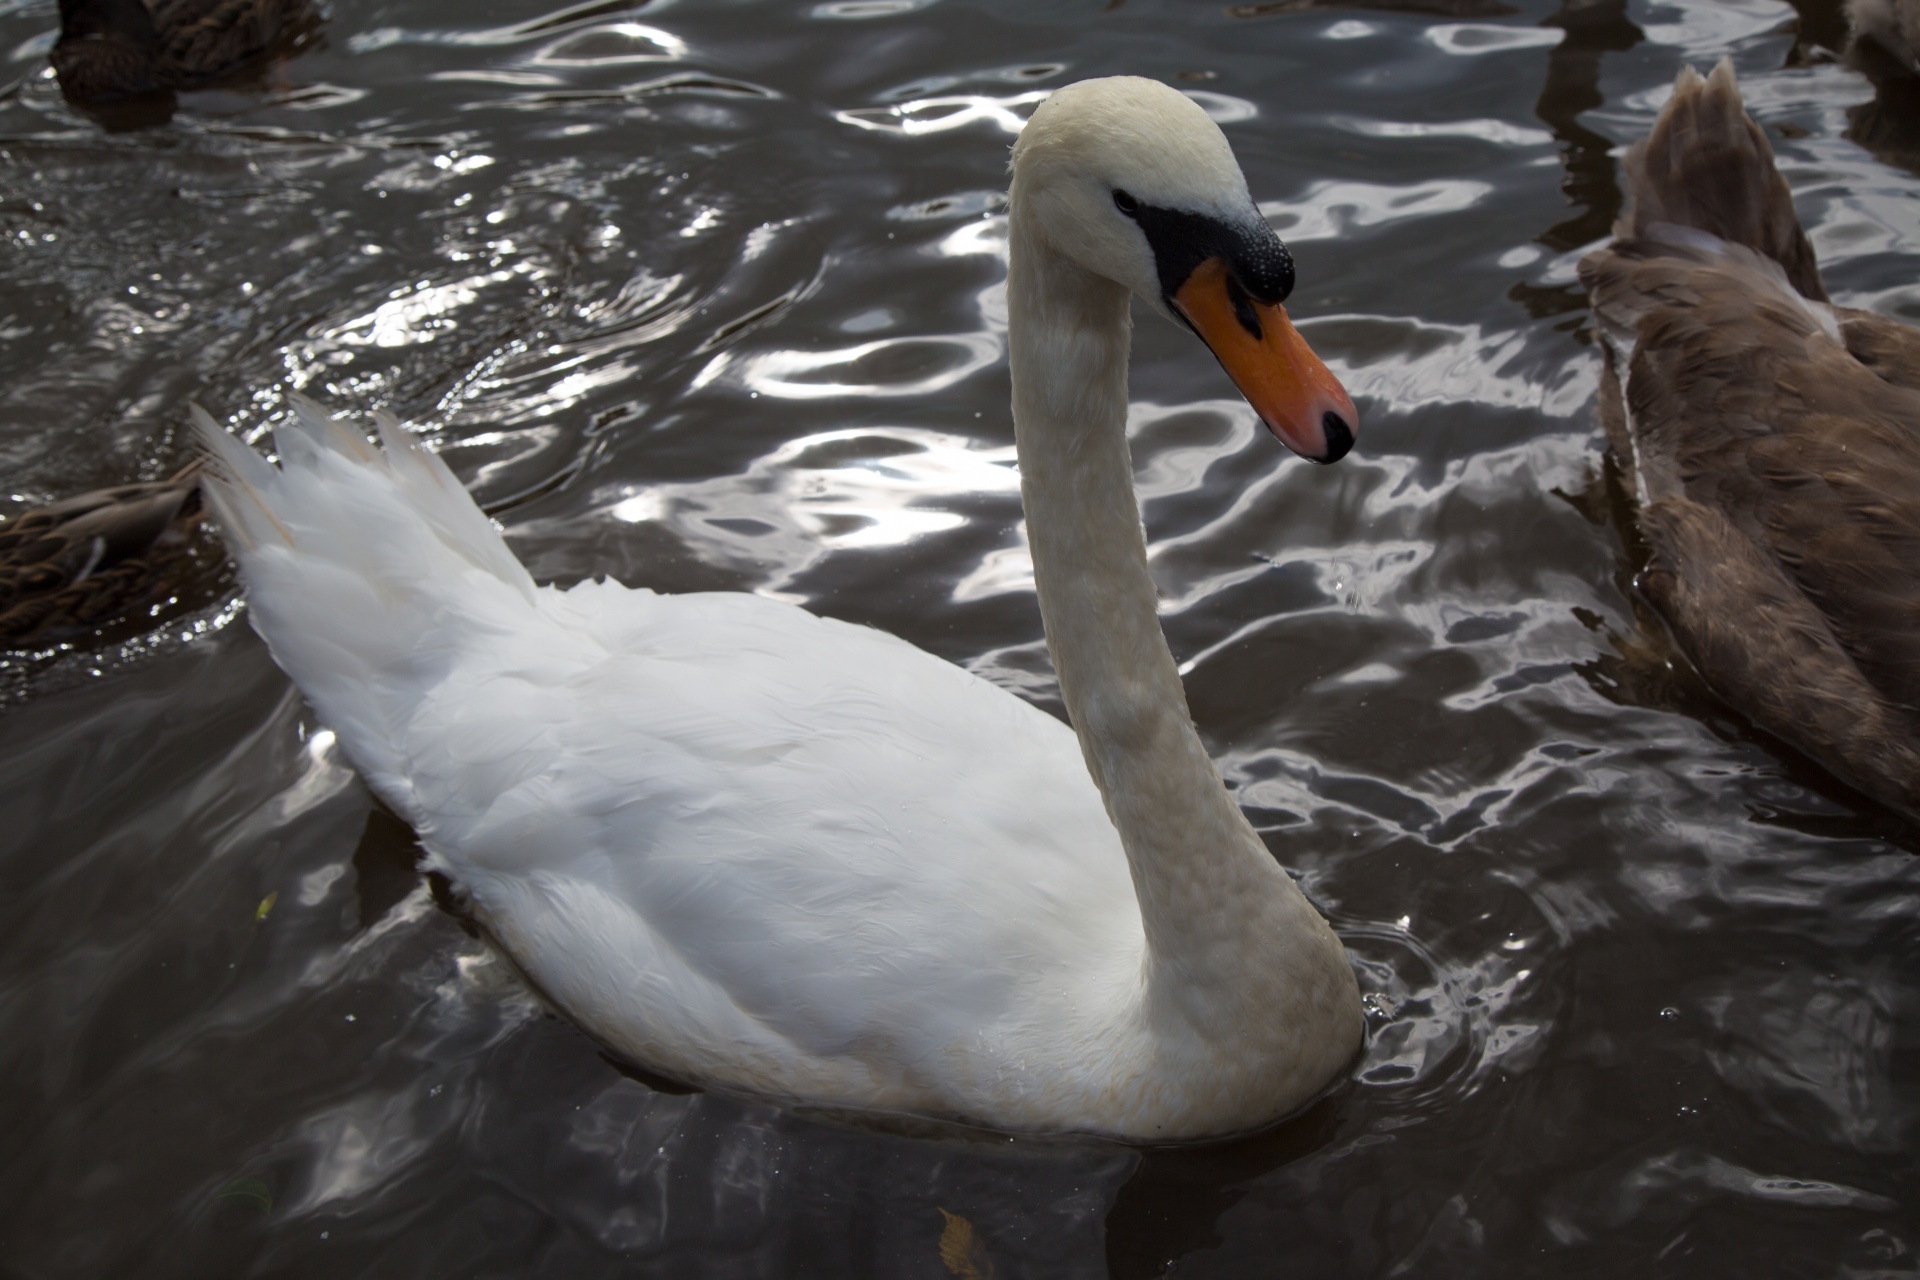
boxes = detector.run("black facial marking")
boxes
[1225,274,1262,341]
[1129,202,1295,307]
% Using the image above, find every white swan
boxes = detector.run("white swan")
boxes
[196,76,1365,1141]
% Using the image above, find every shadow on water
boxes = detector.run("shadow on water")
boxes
[1533,0,1641,255]
[350,804,427,931]
[1105,1094,1349,1279]
[63,92,180,131]
[1507,0,1642,324]
[1843,34,1920,175]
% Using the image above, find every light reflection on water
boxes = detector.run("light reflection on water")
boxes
[2,0,1919,1274]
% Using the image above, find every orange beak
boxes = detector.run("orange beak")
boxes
[1172,258,1358,464]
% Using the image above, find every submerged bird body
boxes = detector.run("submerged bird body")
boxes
[53,0,305,103]
[1582,61,1920,815]
[199,77,1365,1139]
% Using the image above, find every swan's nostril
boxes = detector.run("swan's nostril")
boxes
[1318,412,1354,464]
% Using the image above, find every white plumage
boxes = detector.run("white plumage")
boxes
[198,77,1364,1140]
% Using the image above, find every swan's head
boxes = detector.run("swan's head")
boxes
[1012,77,1357,463]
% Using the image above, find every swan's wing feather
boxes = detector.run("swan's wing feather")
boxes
[198,411,1137,1088]
[196,407,552,792]
[424,583,1138,1071]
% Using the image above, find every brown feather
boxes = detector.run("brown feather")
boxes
[1617,60,1827,302]
[53,0,310,102]
[1582,60,1920,816]
[1639,497,1920,812]
[149,0,304,84]
[1838,306,1920,394]
[0,465,212,646]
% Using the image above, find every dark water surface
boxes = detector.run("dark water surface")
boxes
[3,0,1919,1274]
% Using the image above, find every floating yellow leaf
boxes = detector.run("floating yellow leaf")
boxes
[254,891,278,921]
[937,1208,994,1280]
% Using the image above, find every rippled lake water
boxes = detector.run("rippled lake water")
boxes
[3,0,1919,1274]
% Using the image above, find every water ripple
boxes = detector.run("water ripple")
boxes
[4,0,1920,1272]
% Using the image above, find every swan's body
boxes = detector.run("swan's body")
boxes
[198,77,1365,1140]
[1581,62,1920,816]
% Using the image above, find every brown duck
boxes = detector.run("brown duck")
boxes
[1581,60,1920,817]
[52,0,307,103]
[0,464,208,645]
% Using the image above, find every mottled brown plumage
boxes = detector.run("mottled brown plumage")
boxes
[52,0,308,104]
[1581,60,1920,817]
[0,464,208,645]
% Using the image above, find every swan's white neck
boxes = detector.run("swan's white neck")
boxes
[1007,198,1358,1073]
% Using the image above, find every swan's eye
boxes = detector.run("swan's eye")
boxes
[1112,189,1140,217]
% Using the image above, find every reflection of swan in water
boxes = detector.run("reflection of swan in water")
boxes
[52,0,309,104]
[197,76,1367,1140]
[1582,61,1920,817]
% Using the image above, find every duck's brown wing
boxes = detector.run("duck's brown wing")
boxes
[1581,60,1920,813]
[0,469,206,645]
[1586,242,1920,808]
[148,0,303,83]
[1639,495,1920,807]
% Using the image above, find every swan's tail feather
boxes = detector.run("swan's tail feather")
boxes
[190,404,289,553]
[286,393,379,463]
[192,401,550,811]
[1619,58,1826,302]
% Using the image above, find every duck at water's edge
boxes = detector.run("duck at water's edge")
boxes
[1581,60,1920,818]
[193,77,1367,1141]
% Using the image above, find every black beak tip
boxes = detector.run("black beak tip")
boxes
[1316,412,1354,465]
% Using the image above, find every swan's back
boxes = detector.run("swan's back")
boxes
[197,405,1146,1121]
[1580,61,1920,814]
